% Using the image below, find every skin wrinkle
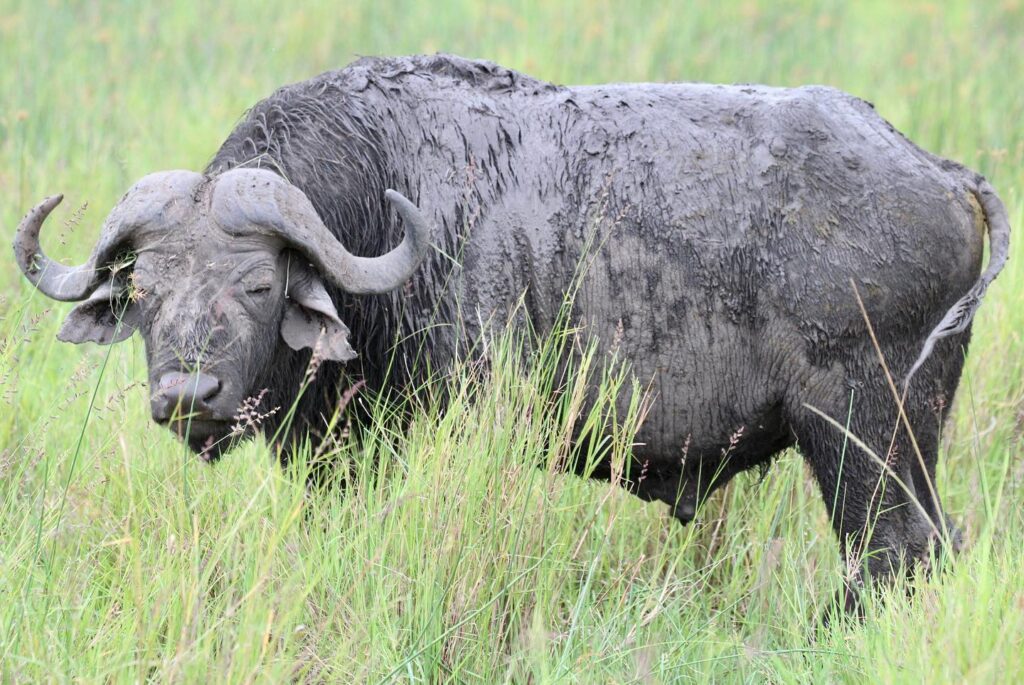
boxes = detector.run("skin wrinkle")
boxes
[22,55,1010,598]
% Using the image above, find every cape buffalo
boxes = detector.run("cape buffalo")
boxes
[14,55,1010,596]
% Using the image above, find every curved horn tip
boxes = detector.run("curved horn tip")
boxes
[383,188,431,238]
[385,188,426,211]
[13,192,97,302]
[25,194,64,220]
[15,195,65,258]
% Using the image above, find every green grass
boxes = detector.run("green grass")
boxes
[1,0,1022,682]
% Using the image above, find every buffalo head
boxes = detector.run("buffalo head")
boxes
[14,168,432,454]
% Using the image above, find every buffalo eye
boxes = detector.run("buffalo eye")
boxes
[243,282,275,304]
[240,268,276,300]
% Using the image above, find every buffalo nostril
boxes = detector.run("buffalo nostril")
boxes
[155,371,222,419]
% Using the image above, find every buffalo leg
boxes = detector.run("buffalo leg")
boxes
[794,343,965,614]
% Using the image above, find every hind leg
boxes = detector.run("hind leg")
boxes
[793,337,966,610]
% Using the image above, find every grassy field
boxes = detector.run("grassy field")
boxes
[1,1,1022,682]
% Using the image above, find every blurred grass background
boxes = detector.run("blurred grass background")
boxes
[1,0,1021,682]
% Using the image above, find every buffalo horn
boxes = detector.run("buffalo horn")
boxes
[13,195,106,302]
[13,171,204,302]
[214,169,434,295]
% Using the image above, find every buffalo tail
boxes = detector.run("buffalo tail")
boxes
[904,178,1012,388]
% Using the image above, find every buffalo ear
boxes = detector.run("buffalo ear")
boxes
[57,283,139,345]
[281,267,357,362]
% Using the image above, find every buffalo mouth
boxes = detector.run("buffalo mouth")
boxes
[157,417,236,460]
